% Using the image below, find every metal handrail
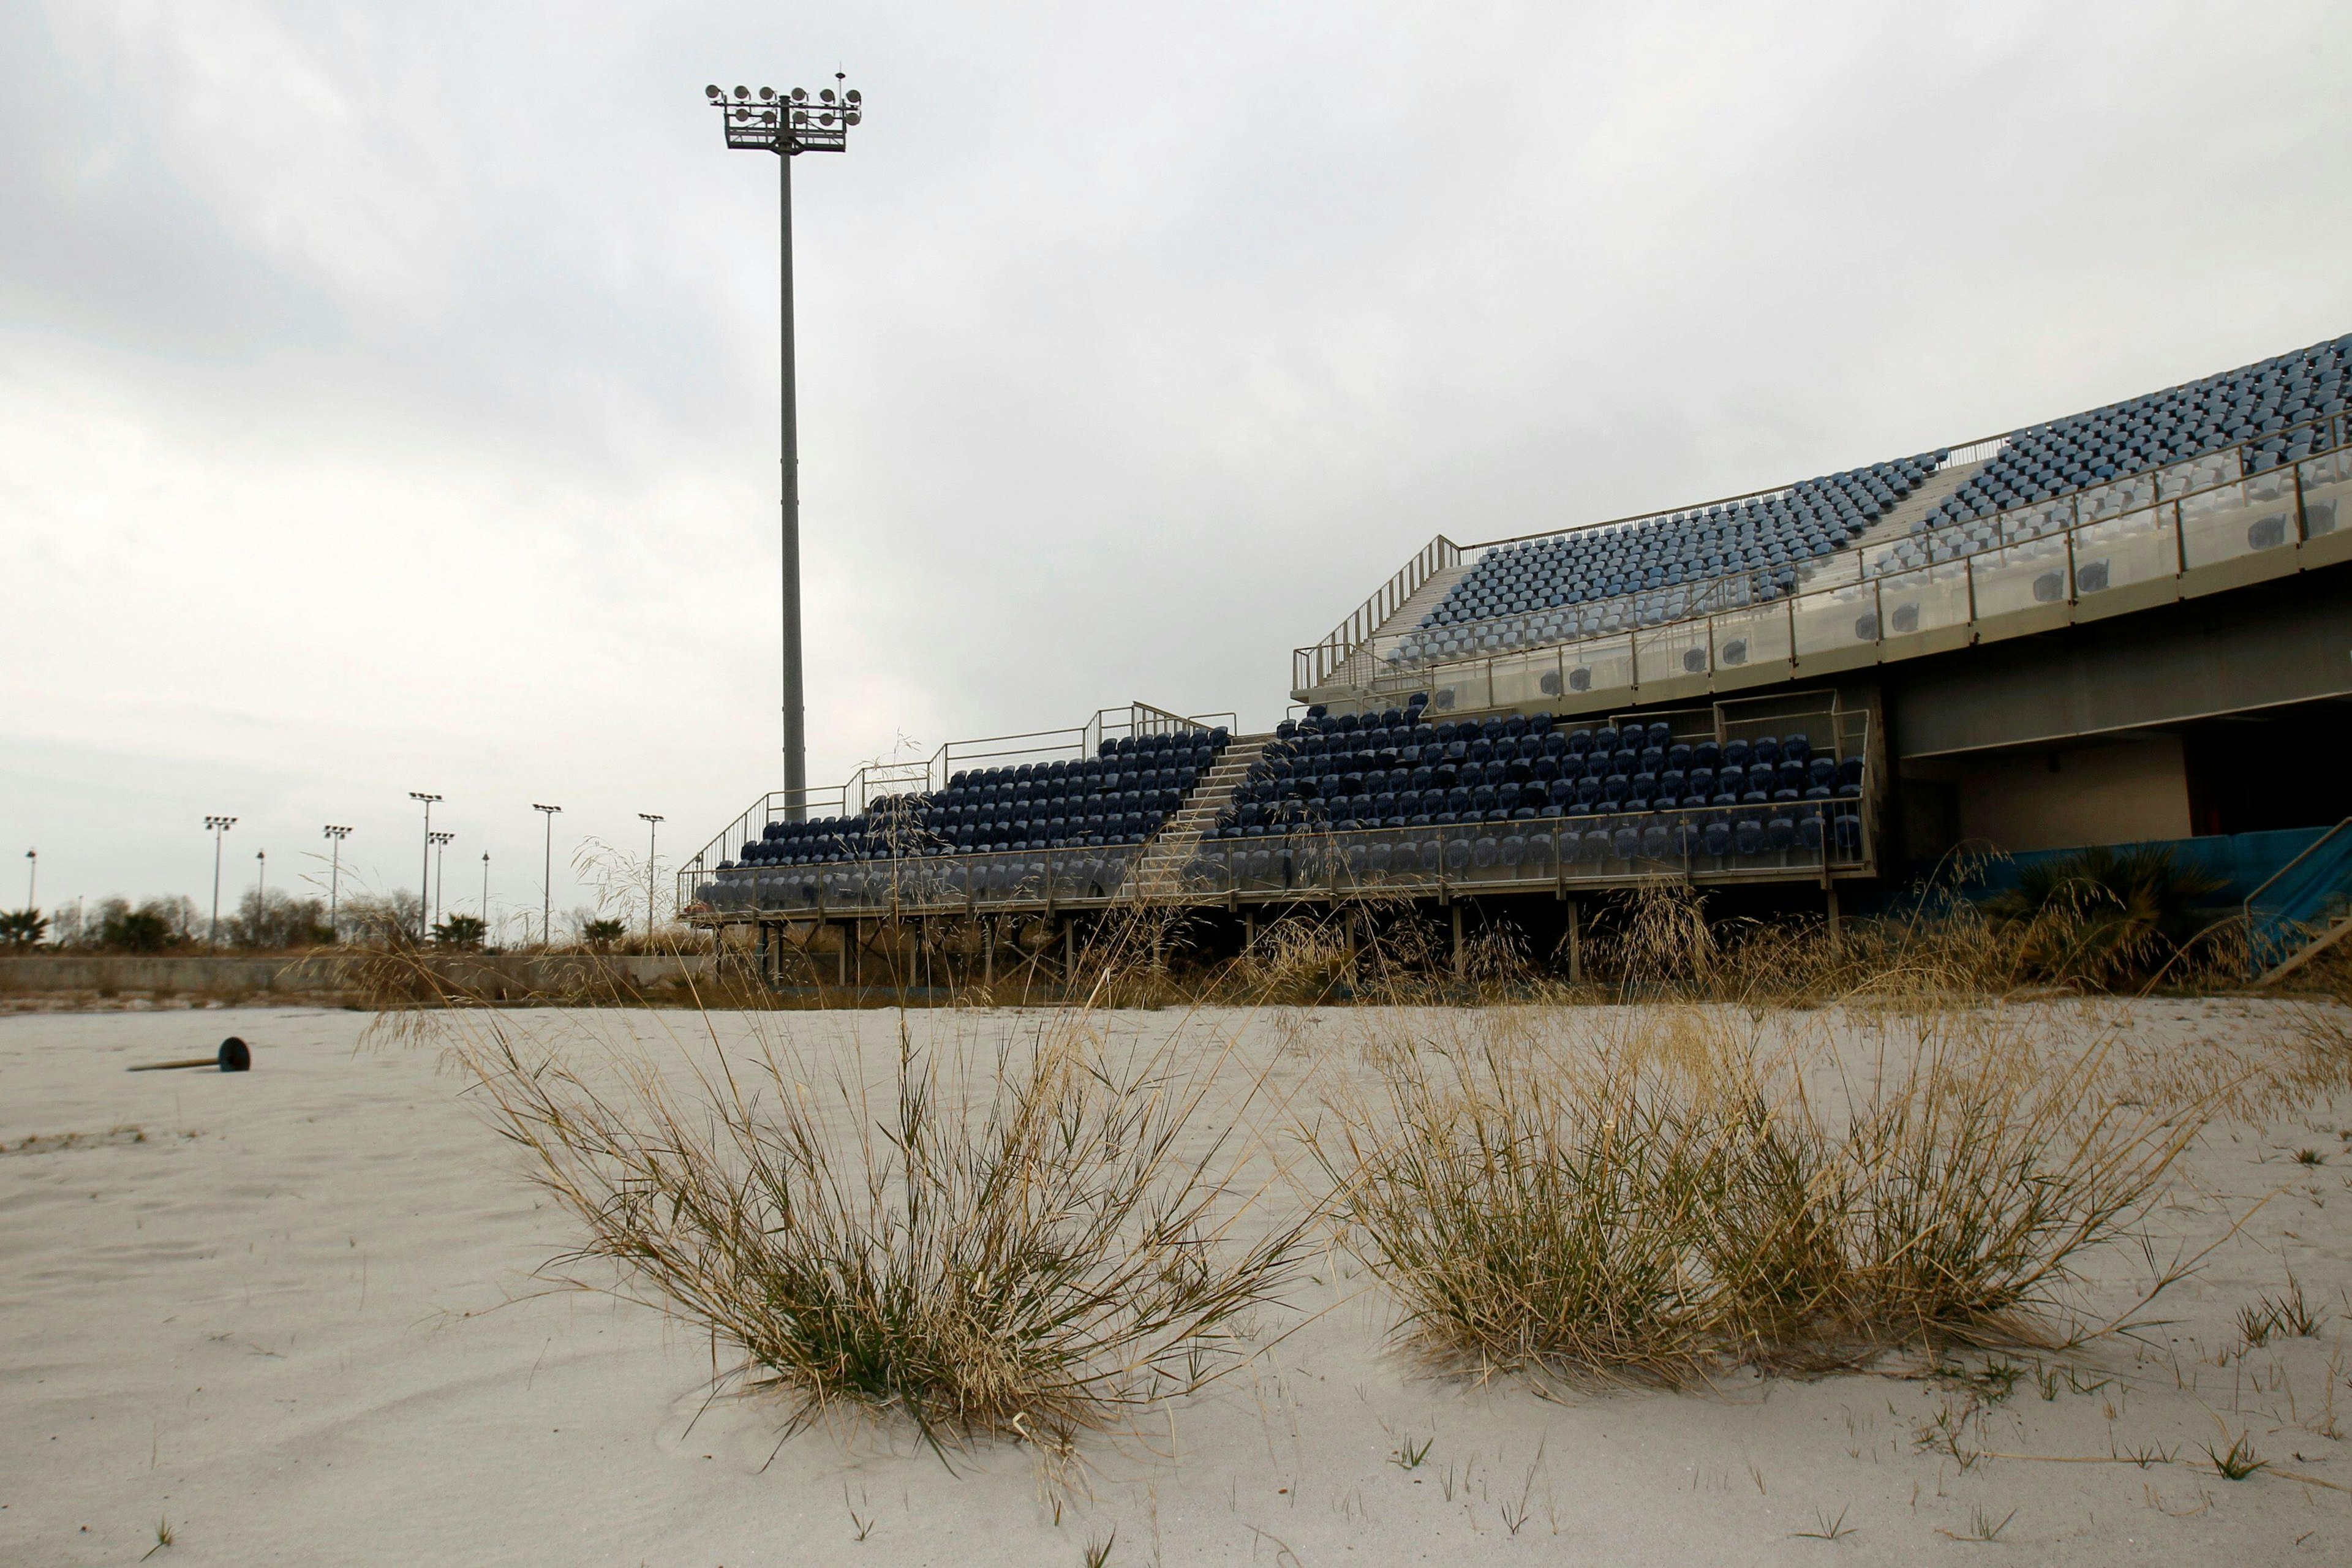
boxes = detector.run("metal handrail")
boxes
[1295,535,1461,693]
[2242,816,2352,916]
[1301,409,2347,702]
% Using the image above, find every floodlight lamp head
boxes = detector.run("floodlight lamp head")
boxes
[758,85,774,100]
[733,85,748,99]
[705,84,721,100]
[820,87,835,103]
[846,88,862,104]
[790,86,807,101]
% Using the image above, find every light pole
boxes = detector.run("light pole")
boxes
[429,831,456,936]
[637,813,664,937]
[254,849,266,933]
[204,816,236,946]
[408,792,442,943]
[23,848,33,911]
[533,804,561,947]
[480,851,491,946]
[323,826,353,940]
[706,76,863,820]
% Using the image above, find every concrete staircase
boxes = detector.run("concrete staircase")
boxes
[1835,456,1992,580]
[1311,560,1473,698]
[1125,735,1270,897]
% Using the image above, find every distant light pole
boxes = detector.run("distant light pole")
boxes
[408,792,442,942]
[204,816,237,946]
[23,848,33,911]
[637,813,664,936]
[533,804,562,946]
[480,852,491,946]
[428,831,456,935]
[323,826,353,940]
[705,75,864,820]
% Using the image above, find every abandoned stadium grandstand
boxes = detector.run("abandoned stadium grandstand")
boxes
[682,331,2352,973]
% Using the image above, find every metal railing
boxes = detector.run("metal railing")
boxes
[1302,411,2351,710]
[680,702,1238,883]
[1294,535,1461,694]
[2244,817,2352,975]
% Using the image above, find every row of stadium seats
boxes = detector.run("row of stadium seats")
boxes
[1218,703,1858,837]
[694,798,1865,915]
[1377,333,2352,675]
[719,727,1231,869]
[1877,335,2352,574]
[1385,452,1946,668]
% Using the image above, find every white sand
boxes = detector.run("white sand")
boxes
[4,1000,2350,1566]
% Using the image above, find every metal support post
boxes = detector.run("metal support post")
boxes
[1566,896,1581,984]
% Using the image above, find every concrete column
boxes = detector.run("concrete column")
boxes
[1451,903,1464,978]
[1566,896,1581,984]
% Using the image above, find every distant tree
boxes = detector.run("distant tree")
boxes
[432,913,486,949]
[581,917,627,949]
[0,908,47,949]
[96,899,180,954]
[337,891,424,948]
[226,888,335,951]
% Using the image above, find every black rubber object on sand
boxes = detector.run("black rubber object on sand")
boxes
[128,1037,252,1073]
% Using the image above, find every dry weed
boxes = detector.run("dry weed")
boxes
[451,1002,1308,1452]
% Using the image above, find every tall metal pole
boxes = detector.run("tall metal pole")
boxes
[480,852,491,940]
[638,813,664,937]
[709,78,859,821]
[205,816,236,946]
[534,804,562,947]
[409,792,441,943]
[780,151,805,819]
[23,848,32,910]
[323,826,352,940]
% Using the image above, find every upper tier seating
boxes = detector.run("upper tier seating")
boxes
[717,727,1232,873]
[1877,334,2352,573]
[1374,332,2352,674]
[1387,452,1948,669]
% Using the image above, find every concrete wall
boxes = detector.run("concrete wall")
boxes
[1950,735,2192,853]
[0,952,715,998]
[1889,570,2352,760]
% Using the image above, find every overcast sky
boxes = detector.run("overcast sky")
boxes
[4,0,2348,930]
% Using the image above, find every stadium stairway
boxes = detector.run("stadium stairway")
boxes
[1328,560,1474,691]
[1124,735,1272,896]
[1834,456,1991,577]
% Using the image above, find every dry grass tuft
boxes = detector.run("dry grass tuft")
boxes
[1306,1005,2212,1383]
[453,1005,1308,1453]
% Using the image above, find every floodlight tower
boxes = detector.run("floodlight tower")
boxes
[408,792,442,942]
[638,812,664,936]
[704,75,864,821]
[533,804,562,947]
[323,826,353,940]
[204,816,237,946]
[429,831,456,933]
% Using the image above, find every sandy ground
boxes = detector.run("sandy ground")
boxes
[4,1000,2351,1567]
